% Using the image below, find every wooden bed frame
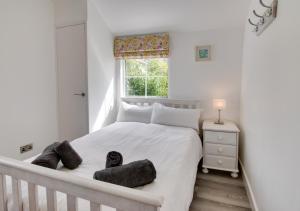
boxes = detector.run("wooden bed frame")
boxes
[121,97,202,109]
[0,98,202,211]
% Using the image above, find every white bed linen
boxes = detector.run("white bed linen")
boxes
[5,122,202,211]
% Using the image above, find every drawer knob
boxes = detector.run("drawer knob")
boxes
[217,160,223,165]
[218,147,223,153]
[218,135,223,140]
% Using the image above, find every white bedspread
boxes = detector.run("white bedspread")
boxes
[6,122,202,211]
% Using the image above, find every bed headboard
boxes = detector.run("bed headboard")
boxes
[121,97,203,109]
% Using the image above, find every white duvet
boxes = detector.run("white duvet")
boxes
[6,122,202,211]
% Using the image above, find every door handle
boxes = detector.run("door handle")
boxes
[74,92,86,97]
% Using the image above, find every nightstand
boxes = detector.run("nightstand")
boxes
[202,120,240,178]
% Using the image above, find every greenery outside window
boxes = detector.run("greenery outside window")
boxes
[122,58,168,97]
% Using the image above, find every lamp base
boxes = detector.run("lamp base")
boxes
[215,109,224,125]
[214,121,224,125]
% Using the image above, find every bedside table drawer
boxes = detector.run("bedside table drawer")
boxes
[204,155,236,170]
[205,143,236,157]
[204,131,236,145]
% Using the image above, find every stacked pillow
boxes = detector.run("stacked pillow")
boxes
[117,102,152,123]
[117,102,201,131]
[151,103,201,131]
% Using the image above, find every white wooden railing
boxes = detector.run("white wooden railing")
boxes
[0,156,163,211]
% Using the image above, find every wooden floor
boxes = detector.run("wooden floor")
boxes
[190,170,252,211]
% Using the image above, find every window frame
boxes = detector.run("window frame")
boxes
[120,58,169,98]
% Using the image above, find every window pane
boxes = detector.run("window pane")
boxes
[124,58,168,97]
[125,77,145,96]
[125,59,146,76]
[147,77,168,97]
[147,59,168,76]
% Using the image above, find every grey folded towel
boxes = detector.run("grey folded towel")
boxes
[31,142,60,169]
[54,140,82,170]
[93,159,156,188]
[106,151,123,168]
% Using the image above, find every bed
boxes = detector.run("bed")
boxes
[0,98,202,211]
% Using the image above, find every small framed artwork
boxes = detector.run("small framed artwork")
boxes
[195,45,211,61]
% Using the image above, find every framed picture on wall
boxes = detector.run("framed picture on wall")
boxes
[195,45,211,61]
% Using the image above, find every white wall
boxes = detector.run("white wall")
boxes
[87,0,116,132]
[169,28,244,123]
[0,0,58,160]
[240,0,300,211]
[53,0,87,27]
[53,0,116,133]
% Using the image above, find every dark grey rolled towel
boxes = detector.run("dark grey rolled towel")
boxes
[31,142,61,169]
[94,159,156,188]
[54,140,82,170]
[106,151,123,168]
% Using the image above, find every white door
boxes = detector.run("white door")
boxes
[56,24,88,141]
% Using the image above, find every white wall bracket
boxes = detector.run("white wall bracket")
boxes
[248,0,278,36]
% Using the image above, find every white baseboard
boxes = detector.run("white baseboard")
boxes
[239,159,259,211]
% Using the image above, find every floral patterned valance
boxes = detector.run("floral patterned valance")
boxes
[114,33,169,59]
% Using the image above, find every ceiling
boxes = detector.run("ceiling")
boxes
[93,0,251,35]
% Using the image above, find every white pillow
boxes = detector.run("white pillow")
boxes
[151,103,201,131]
[117,102,153,123]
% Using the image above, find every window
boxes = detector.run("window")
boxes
[122,58,168,97]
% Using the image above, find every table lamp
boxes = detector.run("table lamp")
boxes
[213,99,226,125]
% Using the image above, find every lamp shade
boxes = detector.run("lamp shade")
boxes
[213,99,226,110]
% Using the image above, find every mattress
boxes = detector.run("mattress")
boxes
[6,122,202,211]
